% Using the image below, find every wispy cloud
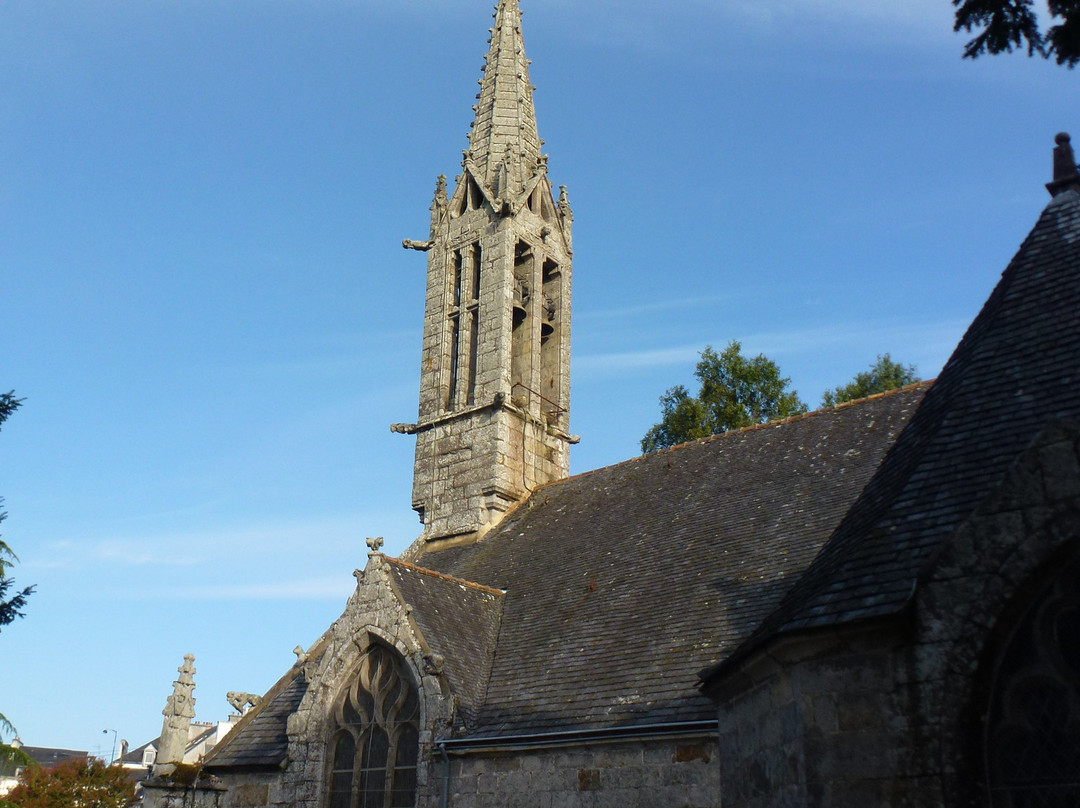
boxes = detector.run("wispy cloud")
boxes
[25,513,394,574]
[155,576,355,602]
[717,0,952,32]
[359,0,954,48]
[574,318,968,380]
[529,0,956,49]
[92,540,204,568]
[575,345,703,375]
[741,319,968,362]
[577,294,736,323]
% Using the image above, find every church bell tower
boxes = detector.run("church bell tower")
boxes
[396,0,575,543]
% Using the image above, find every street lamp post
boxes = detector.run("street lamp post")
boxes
[102,728,118,765]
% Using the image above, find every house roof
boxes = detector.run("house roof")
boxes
[119,739,154,765]
[416,385,927,737]
[705,187,1080,681]
[0,746,87,777]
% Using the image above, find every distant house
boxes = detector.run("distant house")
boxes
[118,720,238,781]
[0,741,88,796]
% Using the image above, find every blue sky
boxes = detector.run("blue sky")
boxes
[1,0,1074,756]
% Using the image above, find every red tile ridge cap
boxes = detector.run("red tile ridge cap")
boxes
[384,556,505,596]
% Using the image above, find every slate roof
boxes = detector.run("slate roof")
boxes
[204,665,311,770]
[0,746,86,777]
[416,385,927,737]
[384,558,505,730]
[120,739,154,766]
[707,188,1080,678]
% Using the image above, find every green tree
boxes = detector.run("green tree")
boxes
[954,0,1080,66]
[0,716,32,775]
[0,392,32,778]
[5,757,136,808]
[641,342,807,453]
[0,392,31,631]
[821,355,920,408]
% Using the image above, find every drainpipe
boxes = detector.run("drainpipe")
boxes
[439,741,450,808]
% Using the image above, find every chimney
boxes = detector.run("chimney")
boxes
[1046,132,1080,197]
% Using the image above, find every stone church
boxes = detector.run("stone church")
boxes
[142,1,1080,806]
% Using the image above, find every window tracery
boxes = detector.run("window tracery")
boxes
[327,643,420,808]
[986,555,1080,806]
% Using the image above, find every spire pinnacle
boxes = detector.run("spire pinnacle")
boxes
[154,654,196,776]
[467,0,542,198]
[1047,132,1080,197]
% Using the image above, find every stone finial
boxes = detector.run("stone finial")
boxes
[558,185,574,250]
[1047,132,1080,197]
[366,536,385,556]
[153,654,196,776]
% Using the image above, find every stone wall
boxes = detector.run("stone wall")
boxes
[711,626,938,808]
[142,778,227,808]
[443,738,720,808]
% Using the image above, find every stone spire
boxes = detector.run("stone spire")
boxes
[467,0,542,201]
[397,0,575,544]
[153,654,196,776]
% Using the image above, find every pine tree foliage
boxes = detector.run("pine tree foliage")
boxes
[641,342,807,453]
[954,0,1080,66]
[0,392,31,632]
[0,392,32,779]
[821,355,920,408]
[4,757,136,808]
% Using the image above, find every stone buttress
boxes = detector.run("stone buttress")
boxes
[396,0,575,544]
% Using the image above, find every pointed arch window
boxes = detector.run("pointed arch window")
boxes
[327,643,420,808]
[985,554,1080,805]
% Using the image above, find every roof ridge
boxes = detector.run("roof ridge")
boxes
[538,379,936,490]
[384,556,505,596]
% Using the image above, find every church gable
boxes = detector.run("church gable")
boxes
[383,558,505,731]
[720,185,1080,662]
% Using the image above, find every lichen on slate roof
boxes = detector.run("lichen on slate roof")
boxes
[418,385,927,737]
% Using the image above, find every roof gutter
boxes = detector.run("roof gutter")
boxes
[437,719,719,755]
